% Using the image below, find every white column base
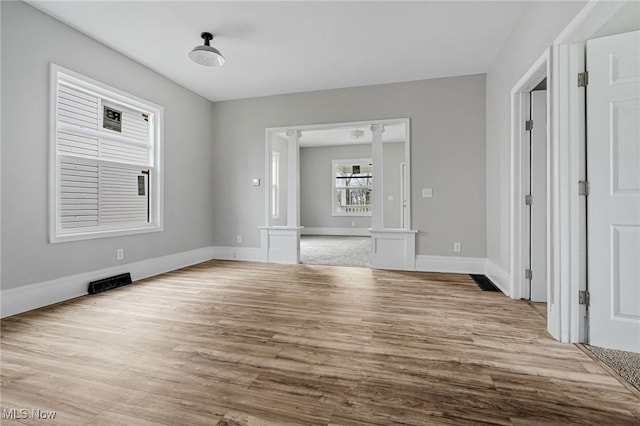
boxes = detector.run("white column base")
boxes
[369,229,417,270]
[259,226,302,264]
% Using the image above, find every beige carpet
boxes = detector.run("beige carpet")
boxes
[300,235,370,268]
[584,345,640,392]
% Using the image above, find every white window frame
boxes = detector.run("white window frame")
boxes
[332,158,372,217]
[271,151,280,219]
[49,64,163,243]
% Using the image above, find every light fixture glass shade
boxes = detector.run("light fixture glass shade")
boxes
[189,45,225,67]
[189,32,225,67]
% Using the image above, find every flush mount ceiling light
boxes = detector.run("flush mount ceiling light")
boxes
[350,129,364,139]
[189,32,225,67]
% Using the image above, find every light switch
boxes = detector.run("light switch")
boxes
[388,195,394,201]
[252,178,260,186]
[422,188,433,198]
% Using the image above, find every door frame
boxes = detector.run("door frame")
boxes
[510,49,550,303]
[262,118,413,265]
[549,0,628,342]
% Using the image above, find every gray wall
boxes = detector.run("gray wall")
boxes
[300,144,372,230]
[485,1,586,273]
[1,1,216,289]
[211,74,486,257]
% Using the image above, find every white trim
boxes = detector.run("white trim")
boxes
[549,0,627,343]
[266,118,408,136]
[485,259,512,296]
[0,246,214,318]
[264,118,414,267]
[370,229,416,270]
[211,246,267,262]
[301,227,370,236]
[416,255,486,275]
[257,226,302,264]
[264,117,412,229]
[271,150,280,219]
[49,63,164,243]
[509,48,550,302]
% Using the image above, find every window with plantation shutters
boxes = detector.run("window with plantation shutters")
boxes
[50,64,163,242]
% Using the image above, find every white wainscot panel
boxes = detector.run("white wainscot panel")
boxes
[369,229,416,270]
[260,227,301,264]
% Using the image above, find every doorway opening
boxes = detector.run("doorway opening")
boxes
[510,49,550,311]
[527,79,547,303]
[300,235,370,268]
[262,119,414,269]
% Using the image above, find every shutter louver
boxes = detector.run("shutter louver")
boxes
[53,67,157,239]
[100,139,149,164]
[57,84,98,129]
[60,161,99,229]
[103,102,149,142]
[99,166,148,225]
[57,132,98,158]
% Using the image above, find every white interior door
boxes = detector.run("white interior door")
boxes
[530,90,547,302]
[587,30,640,353]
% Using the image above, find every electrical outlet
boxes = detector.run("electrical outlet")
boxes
[422,188,433,198]
[116,248,124,260]
[236,235,242,244]
[453,242,461,253]
[351,221,356,227]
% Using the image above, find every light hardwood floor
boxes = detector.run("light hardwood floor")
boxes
[1,260,638,425]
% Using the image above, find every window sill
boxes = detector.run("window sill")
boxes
[50,223,162,244]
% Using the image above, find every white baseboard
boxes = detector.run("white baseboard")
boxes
[415,255,486,274]
[0,246,214,319]
[301,227,370,236]
[485,259,511,296]
[211,246,267,262]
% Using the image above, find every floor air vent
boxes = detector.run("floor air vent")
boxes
[470,274,501,292]
[88,273,132,294]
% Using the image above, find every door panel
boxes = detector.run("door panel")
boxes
[587,30,640,353]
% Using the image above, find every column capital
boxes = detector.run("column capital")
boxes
[370,124,385,133]
[285,129,302,138]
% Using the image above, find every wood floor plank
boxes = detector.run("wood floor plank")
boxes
[1,260,638,425]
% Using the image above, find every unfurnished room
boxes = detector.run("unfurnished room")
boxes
[1,1,639,425]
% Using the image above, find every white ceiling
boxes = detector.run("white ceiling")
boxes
[29,1,530,103]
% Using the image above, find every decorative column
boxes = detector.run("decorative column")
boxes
[286,129,301,227]
[370,124,385,230]
[369,123,417,270]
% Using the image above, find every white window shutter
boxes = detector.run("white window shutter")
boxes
[99,165,149,225]
[51,64,162,242]
[60,161,99,229]
[57,84,98,129]
[102,102,150,143]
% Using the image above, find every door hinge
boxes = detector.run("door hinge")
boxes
[525,269,533,280]
[579,290,590,306]
[525,120,533,131]
[525,194,533,206]
[578,71,589,87]
[578,180,590,196]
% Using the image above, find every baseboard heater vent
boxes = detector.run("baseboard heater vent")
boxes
[88,273,132,294]
[470,274,501,293]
